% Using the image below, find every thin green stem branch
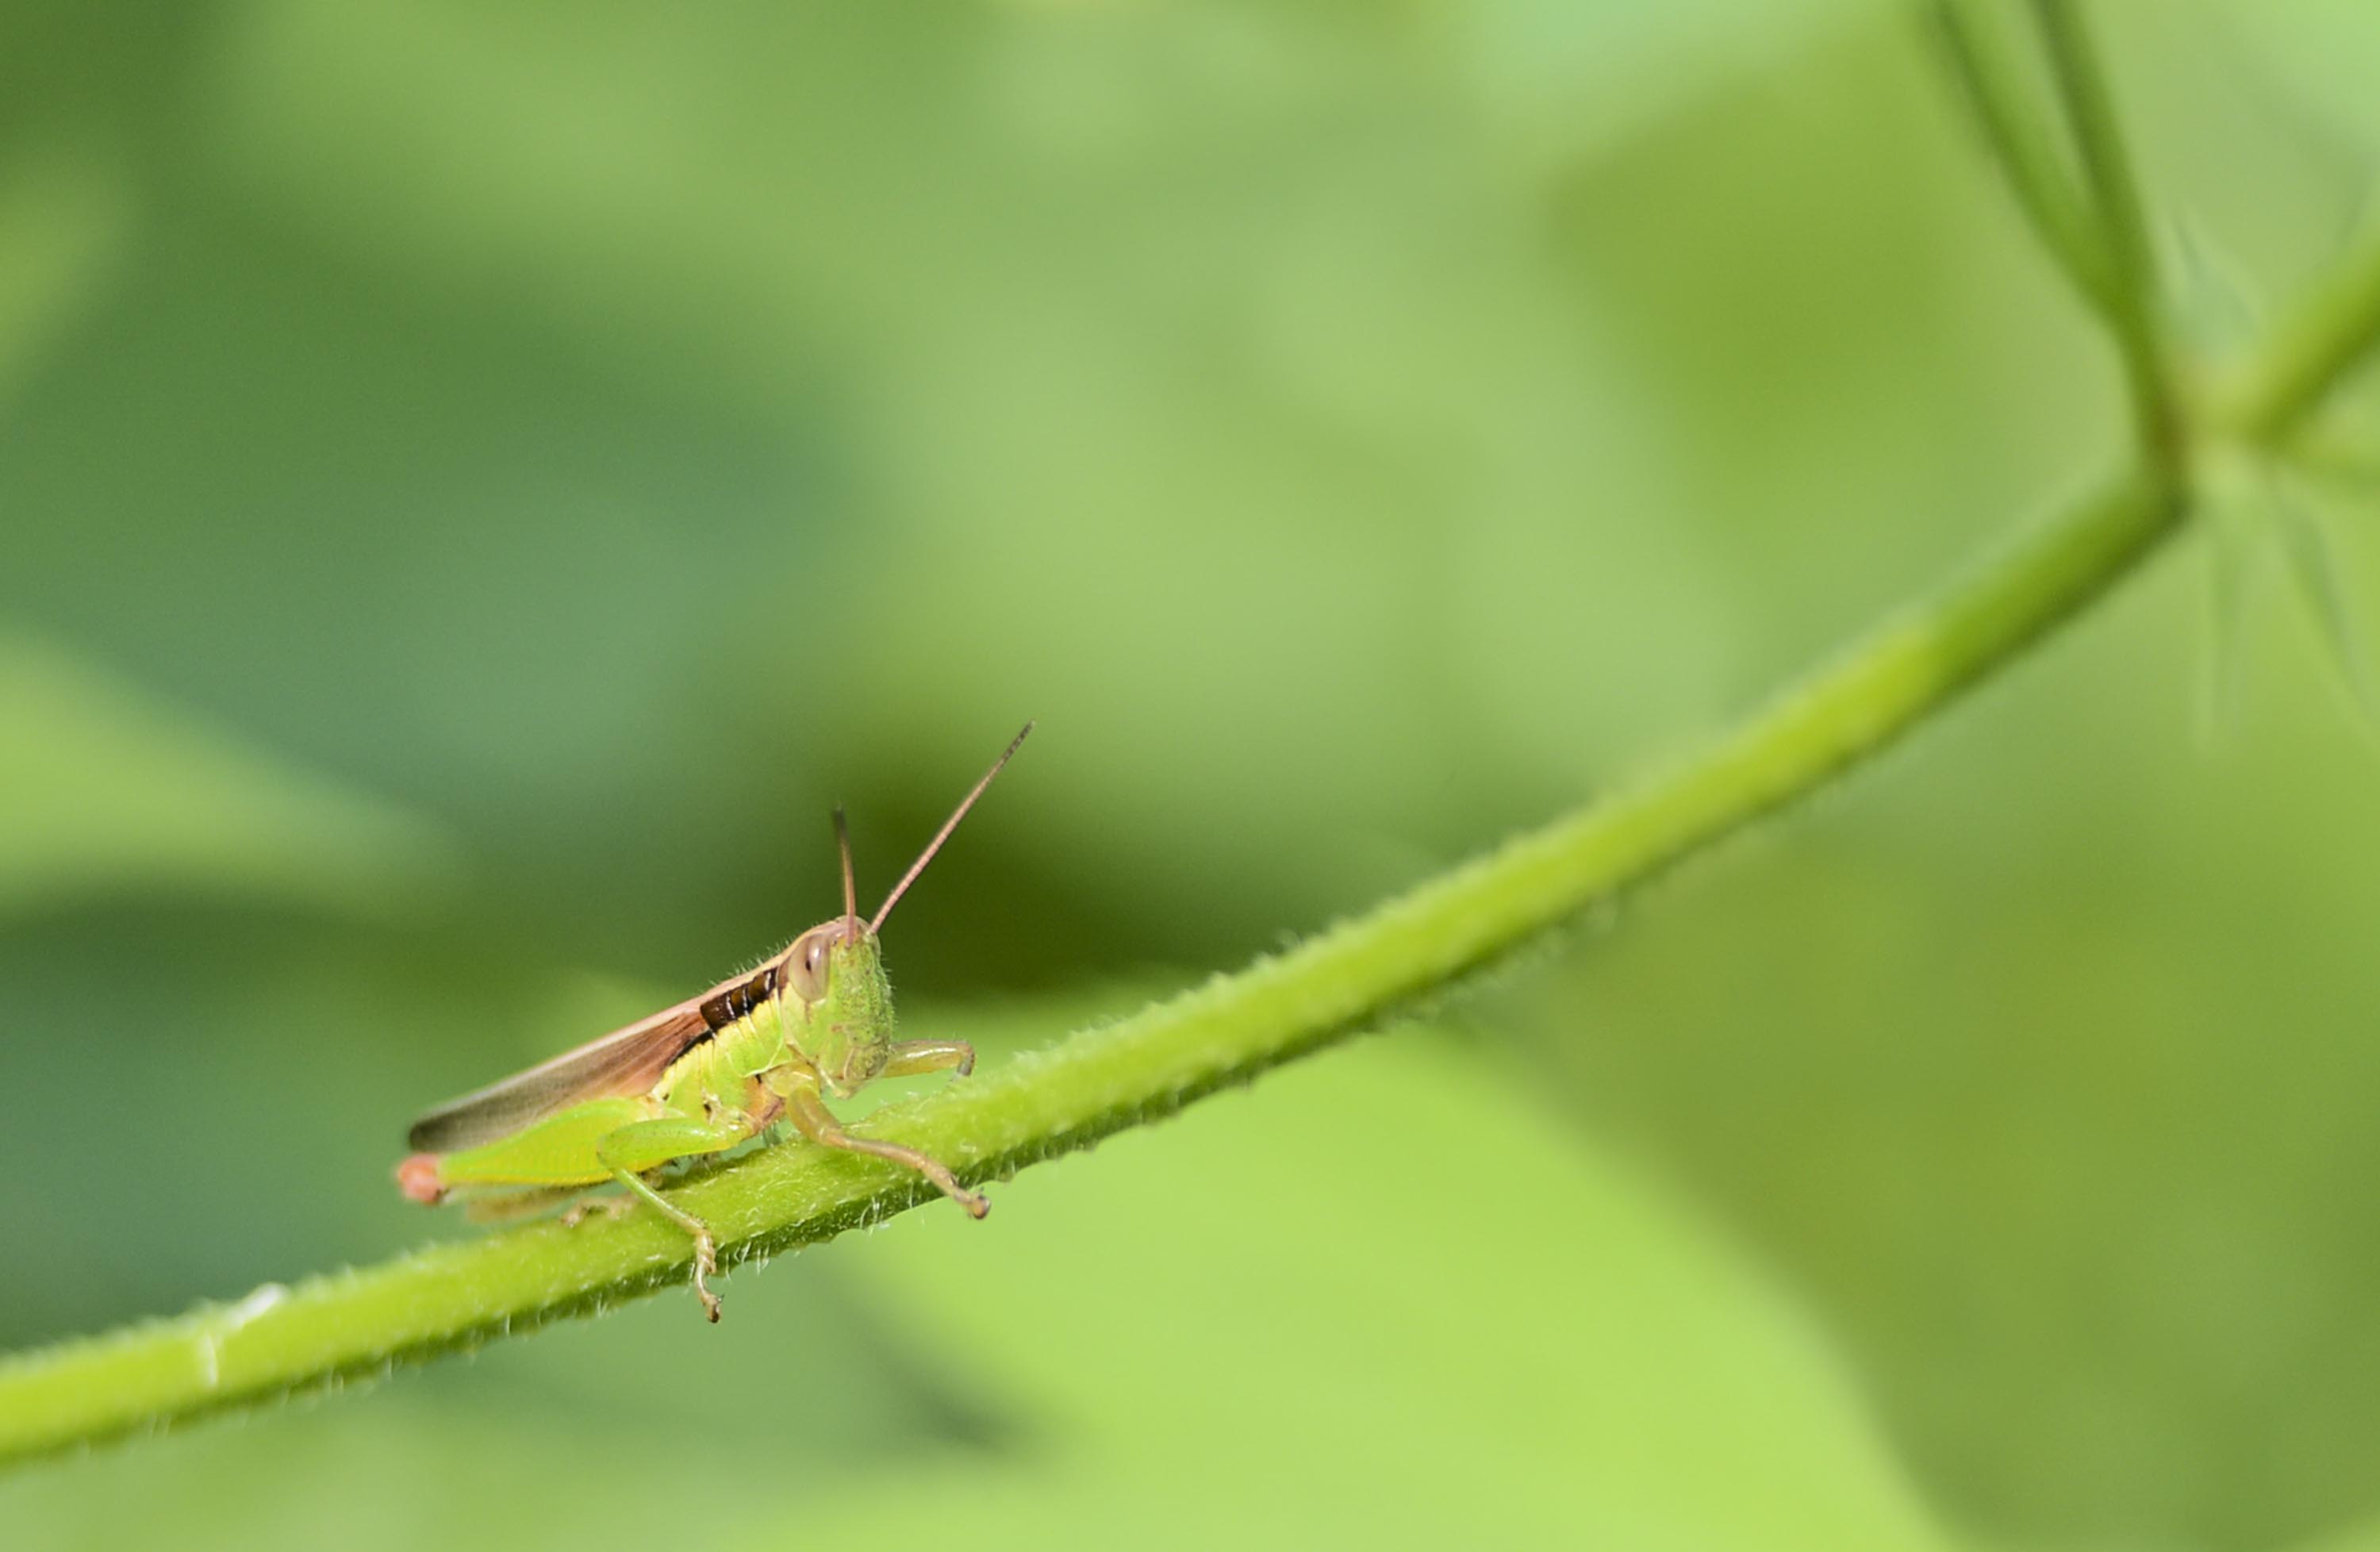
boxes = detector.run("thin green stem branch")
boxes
[2029,0,2183,463]
[1932,0,2116,316]
[2223,226,2380,447]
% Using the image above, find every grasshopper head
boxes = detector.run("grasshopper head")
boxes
[783,919,896,1098]
[785,723,1032,1099]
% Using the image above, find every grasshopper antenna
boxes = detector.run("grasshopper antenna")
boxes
[869,721,1034,935]
[834,805,860,942]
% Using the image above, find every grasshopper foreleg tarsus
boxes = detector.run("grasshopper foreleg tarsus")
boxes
[781,1081,989,1219]
[881,1038,977,1081]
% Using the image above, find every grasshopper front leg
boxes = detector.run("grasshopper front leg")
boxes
[880,1037,976,1079]
[774,1069,988,1218]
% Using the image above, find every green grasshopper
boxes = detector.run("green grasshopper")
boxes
[398,724,1031,1320]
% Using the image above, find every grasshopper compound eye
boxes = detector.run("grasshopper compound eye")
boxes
[786,924,839,1003]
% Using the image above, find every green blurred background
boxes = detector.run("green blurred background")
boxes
[7,1,2380,1547]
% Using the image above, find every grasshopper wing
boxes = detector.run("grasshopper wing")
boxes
[405,999,713,1153]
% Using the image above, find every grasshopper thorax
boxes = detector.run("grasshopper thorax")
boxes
[780,919,896,1098]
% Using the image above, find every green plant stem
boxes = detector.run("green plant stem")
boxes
[2224,226,2380,447]
[1932,0,2116,316]
[2029,0,2182,463]
[0,467,2178,1467]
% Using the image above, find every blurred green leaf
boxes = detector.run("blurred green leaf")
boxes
[2286,1512,2380,1552]
[0,146,127,409]
[844,1035,1949,1550]
[0,630,461,919]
